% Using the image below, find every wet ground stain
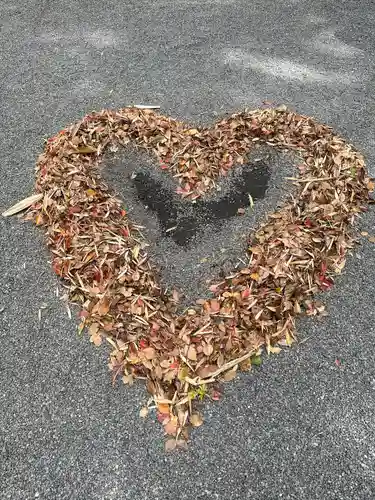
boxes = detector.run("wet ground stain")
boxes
[132,160,270,246]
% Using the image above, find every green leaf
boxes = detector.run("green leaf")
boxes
[251,355,262,366]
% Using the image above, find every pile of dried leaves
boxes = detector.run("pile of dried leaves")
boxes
[22,106,371,449]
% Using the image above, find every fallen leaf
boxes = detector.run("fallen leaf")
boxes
[190,412,203,427]
[94,298,110,316]
[2,193,43,217]
[187,345,197,361]
[75,146,97,153]
[142,347,156,360]
[222,366,237,382]
[165,439,177,452]
[211,390,221,401]
[164,418,178,435]
[186,128,199,136]
[157,403,170,414]
[251,355,262,366]
[210,299,220,313]
[139,407,149,418]
[268,345,281,354]
[90,333,102,346]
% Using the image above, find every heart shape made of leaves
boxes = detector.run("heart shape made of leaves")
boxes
[28,106,370,446]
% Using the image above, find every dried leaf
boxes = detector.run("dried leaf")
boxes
[165,439,177,452]
[164,418,178,435]
[186,128,199,136]
[157,403,170,414]
[139,407,149,418]
[75,146,97,153]
[190,412,203,427]
[222,366,237,382]
[23,103,370,448]
[2,193,43,217]
[187,345,197,361]
[142,347,156,360]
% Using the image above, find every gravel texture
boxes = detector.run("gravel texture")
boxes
[1,0,375,499]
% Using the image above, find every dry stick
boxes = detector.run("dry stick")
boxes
[184,348,261,386]
[284,176,335,183]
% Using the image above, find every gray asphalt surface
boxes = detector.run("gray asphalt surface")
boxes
[1,0,375,499]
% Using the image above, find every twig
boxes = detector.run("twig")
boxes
[186,349,260,386]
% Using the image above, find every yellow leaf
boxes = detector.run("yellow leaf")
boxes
[75,146,97,153]
[178,367,189,381]
[132,245,140,259]
[250,273,260,281]
[186,128,199,136]
[269,345,281,354]
[285,332,293,346]
[35,214,43,225]
[86,189,96,197]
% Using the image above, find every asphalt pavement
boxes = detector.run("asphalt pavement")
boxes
[1,1,375,499]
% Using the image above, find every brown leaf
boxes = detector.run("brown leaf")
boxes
[90,333,102,346]
[94,298,110,316]
[165,439,177,452]
[190,413,203,427]
[187,345,197,361]
[222,366,237,382]
[164,417,178,436]
[88,323,99,335]
[142,347,156,360]
[210,299,220,313]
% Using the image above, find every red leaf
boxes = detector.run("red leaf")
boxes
[319,276,334,290]
[68,205,81,215]
[139,339,148,349]
[211,390,221,401]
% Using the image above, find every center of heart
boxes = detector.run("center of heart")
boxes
[102,144,297,305]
